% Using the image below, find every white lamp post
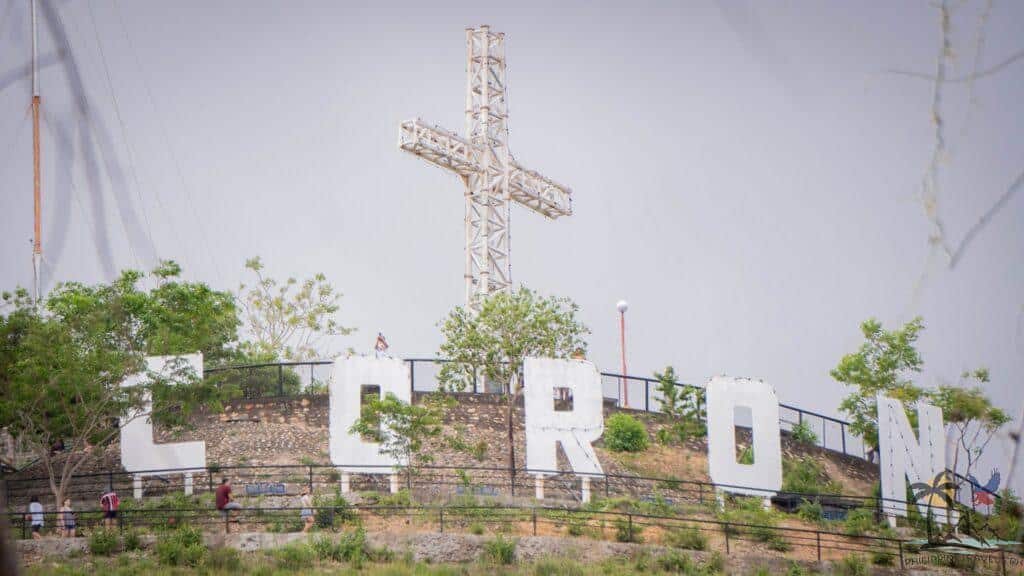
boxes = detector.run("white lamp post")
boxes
[616,300,629,408]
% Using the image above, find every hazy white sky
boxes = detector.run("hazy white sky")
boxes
[1,1,1022,483]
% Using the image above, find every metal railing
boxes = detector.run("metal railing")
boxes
[4,501,1014,572]
[202,358,868,461]
[2,462,932,514]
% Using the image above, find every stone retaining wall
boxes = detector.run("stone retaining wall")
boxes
[14,531,931,574]
[8,393,878,509]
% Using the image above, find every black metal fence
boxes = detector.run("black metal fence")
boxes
[5,501,1014,573]
[204,358,868,461]
[1,462,920,514]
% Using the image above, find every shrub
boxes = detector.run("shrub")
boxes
[483,535,516,565]
[310,529,368,566]
[337,528,368,565]
[206,547,243,571]
[843,507,878,537]
[533,558,586,576]
[738,445,754,465]
[604,414,649,452]
[146,491,212,530]
[469,523,485,535]
[796,500,824,525]
[154,525,207,567]
[472,440,489,462]
[782,457,842,495]
[717,497,778,543]
[122,529,143,552]
[566,520,586,536]
[870,550,895,566]
[314,491,354,529]
[786,562,807,576]
[836,554,868,576]
[88,528,120,556]
[267,517,304,533]
[789,421,818,445]
[635,494,675,516]
[655,550,693,572]
[656,428,675,446]
[377,489,413,507]
[311,536,337,561]
[662,525,707,550]
[613,516,643,543]
[767,535,792,551]
[990,489,1023,540]
[705,553,725,573]
[272,542,315,570]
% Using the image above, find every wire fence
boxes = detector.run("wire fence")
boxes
[5,502,1015,573]
[204,358,869,461]
[2,462,961,516]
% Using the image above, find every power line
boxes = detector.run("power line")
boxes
[81,1,162,267]
[46,0,154,275]
[40,105,141,276]
[109,0,226,288]
[0,105,31,193]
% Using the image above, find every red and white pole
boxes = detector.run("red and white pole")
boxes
[31,0,42,305]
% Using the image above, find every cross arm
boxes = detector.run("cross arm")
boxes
[508,162,572,218]
[398,119,573,218]
[398,118,476,177]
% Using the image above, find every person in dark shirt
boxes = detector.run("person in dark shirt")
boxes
[215,477,242,531]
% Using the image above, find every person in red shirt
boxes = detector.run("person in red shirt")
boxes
[215,478,242,531]
[100,487,119,528]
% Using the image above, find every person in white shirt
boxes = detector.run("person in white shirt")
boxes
[59,498,76,538]
[299,486,314,533]
[25,495,44,539]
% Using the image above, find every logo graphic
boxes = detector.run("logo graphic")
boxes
[967,469,1000,507]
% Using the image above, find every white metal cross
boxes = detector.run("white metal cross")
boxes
[399,25,573,309]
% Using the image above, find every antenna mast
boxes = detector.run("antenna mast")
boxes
[31,0,42,304]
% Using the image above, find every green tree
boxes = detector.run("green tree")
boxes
[0,264,237,506]
[437,287,589,481]
[45,261,240,363]
[349,393,451,489]
[831,317,925,451]
[653,366,705,444]
[927,368,1010,483]
[238,256,354,361]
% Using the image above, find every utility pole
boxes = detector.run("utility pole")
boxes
[31,0,43,304]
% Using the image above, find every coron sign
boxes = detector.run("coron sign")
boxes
[119,354,207,498]
[121,355,947,517]
[705,376,782,502]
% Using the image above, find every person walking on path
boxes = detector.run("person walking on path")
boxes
[299,486,314,533]
[100,487,119,529]
[216,478,243,532]
[59,498,76,538]
[25,496,44,539]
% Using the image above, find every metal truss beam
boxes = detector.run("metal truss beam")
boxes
[398,26,573,309]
